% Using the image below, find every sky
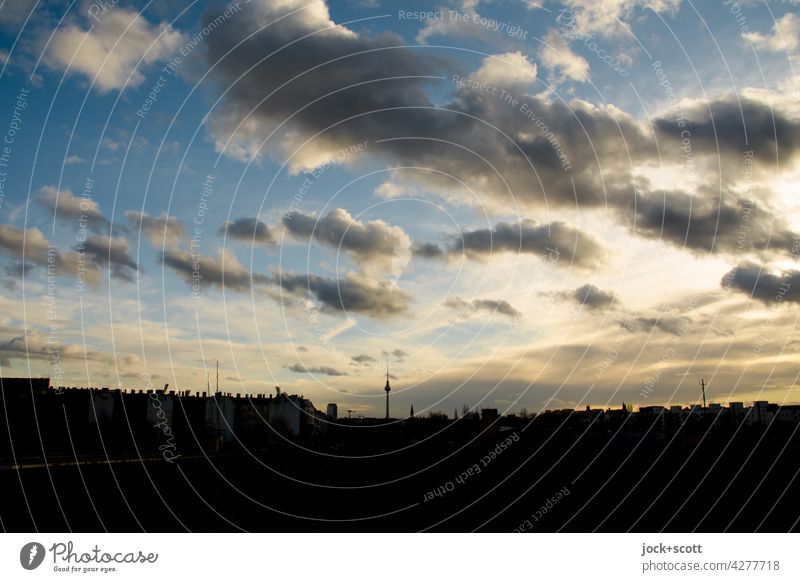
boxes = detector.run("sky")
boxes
[0,0,799,418]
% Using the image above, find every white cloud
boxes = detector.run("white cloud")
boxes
[44,8,185,92]
[539,28,590,84]
[417,0,479,43]
[473,51,538,87]
[558,0,682,39]
[744,13,800,53]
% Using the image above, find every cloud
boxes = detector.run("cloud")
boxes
[0,224,51,261]
[126,210,186,250]
[744,13,800,52]
[472,51,538,88]
[625,314,691,336]
[415,0,529,49]
[43,7,185,92]
[162,246,411,318]
[203,0,443,166]
[557,0,682,39]
[65,155,85,165]
[412,241,447,260]
[79,235,138,282]
[416,1,479,43]
[275,271,411,318]
[627,193,800,257]
[570,284,617,311]
[539,28,590,84]
[283,208,411,275]
[351,354,376,364]
[721,261,800,304]
[0,329,107,368]
[287,363,347,376]
[445,296,522,320]
[4,261,34,284]
[653,96,800,165]
[197,0,800,269]
[38,186,108,233]
[161,248,270,293]
[219,217,276,245]
[550,283,693,335]
[0,224,104,287]
[454,219,605,269]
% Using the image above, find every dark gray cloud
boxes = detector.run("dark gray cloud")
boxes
[161,249,270,293]
[445,296,522,320]
[4,261,33,278]
[38,186,109,233]
[162,245,412,318]
[0,225,51,262]
[200,0,800,270]
[283,208,410,272]
[0,225,106,287]
[412,241,446,260]
[721,261,800,304]
[0,329,107,368]
[203,1,445,164]
[287,363,347,376]
[551,283,690,334]
[199,0,800,270]
[276,271,411,318]
[382,349,408,359]
[126,210,186,249]
[454,220,604,269]
[351,354,376,364]
[571,284,617,311]
[3,262,33,290]
[80,235,138,282]
[624,315,692,336]
[627,192,799,256]
[201,0,647,209]
[219,217,275,245]
[654,97,800,165]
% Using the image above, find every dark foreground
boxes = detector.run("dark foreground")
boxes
[3,414,800,532]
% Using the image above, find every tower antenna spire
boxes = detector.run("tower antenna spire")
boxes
[384,360,391,420]
[701,377,706,408]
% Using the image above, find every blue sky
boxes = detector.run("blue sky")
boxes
[1,0,800,417]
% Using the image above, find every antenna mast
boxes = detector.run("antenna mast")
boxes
[216,359,219,394]
[384,360,391,420]
[700,377,706,408]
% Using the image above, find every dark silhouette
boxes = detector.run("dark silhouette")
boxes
[2,376,800,532]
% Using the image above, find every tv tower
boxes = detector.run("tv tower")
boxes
[384,362,391,419]
[700,377,707,408]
